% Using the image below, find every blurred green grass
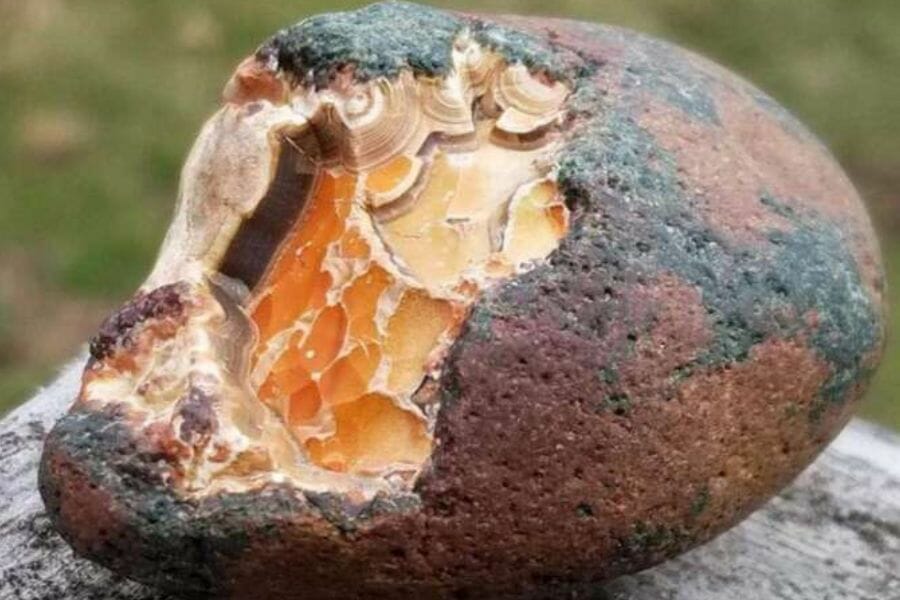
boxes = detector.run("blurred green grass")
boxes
[0,0,897,427]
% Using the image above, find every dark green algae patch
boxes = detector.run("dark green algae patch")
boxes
[256,1,582,87]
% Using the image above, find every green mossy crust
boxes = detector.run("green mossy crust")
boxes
[256,1,579,87]
[621,521,693,557]
[690,486,711,517]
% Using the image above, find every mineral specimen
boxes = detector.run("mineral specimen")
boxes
[40,3,885,598]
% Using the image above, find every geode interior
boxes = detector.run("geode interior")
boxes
[80,34,571,499]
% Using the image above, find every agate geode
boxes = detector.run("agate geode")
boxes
[39,2,885,598]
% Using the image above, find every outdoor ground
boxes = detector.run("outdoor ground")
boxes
[0,0,897,428]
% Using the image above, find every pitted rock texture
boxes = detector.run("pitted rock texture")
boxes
[40,3,885,599]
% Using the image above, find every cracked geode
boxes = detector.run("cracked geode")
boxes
[39,2,885,598]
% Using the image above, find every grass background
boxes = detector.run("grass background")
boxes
[0,0,897,428]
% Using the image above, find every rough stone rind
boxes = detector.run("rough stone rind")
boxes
[256,1,583,87]
[39,3,885,599]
